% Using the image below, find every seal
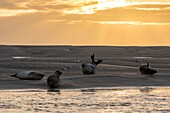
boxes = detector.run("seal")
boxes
[47,71,62,88]
[139,63,157,75]
[81,54,103,74]
[10,71,45,80]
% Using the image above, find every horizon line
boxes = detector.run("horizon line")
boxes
[0,44,170,47]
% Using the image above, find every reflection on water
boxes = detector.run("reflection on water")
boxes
[12,56,31,59]
[0,87,170,113]
[133,57,153,59]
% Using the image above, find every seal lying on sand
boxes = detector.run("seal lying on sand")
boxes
[139,63,157,75]
[47,71,62,88]
[11,71,45,80]
[81,54,103,74]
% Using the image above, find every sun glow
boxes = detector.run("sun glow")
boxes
[96,0,127,10]
[64,0,127,14]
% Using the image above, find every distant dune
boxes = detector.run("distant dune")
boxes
[0,45,170,90]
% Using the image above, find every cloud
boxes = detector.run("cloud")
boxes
[85,21,170,26]
[0,8,170,45]
[0,9,38,17]
[0,0,16,8]
[50,2,169,24]
[126,3,170,11]
[48,19,170,26]
[1,1,169,20]
[0,1,169,23]
[63,0,126,14]
[0,0,170,45]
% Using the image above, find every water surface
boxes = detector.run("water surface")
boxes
[0,87,170,113]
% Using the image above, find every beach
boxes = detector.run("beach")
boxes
[0,45,170,89]
[0,45,170,112]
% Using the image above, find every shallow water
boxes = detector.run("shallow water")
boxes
[0,87,170,113]
[133,57,153,59]
[12,56,32,59]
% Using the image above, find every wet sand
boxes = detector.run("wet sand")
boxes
[0,45,170,89]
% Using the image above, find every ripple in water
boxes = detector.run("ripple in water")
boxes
[12,56,31,59]
[133,57,153,59]
[0,87,170,113]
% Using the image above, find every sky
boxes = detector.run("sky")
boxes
[0,0,170,46]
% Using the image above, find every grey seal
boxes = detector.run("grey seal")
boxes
[81,54,103,74]
[11,71,45,80]
[139,63,157,75]
[47,71,62,88]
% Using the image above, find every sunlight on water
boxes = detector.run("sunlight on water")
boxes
[12,56,31,59]
[134,57,153,59]
[0,87,170,113]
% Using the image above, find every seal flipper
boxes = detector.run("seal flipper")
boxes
[10,73,17,77]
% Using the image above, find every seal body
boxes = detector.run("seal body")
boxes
[47,71,62,88]
[81,63,96,74]
[81,54,103,75]
[11,71,45,80]
[139,63,157,75]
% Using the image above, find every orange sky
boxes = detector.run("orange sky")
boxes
[0,0,170,46]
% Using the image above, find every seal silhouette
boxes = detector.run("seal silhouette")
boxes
[47,71,62,88]
[81,54,103,74]
[139,63,157,75]
[10,71,45,80]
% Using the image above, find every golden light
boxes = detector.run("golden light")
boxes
[96,0,127,10]
[0,9,38,17]
[64,0,127,14]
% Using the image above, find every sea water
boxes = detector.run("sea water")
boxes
[0,87,170,113]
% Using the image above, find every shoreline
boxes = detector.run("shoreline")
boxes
[0,86,170,92]
[0,45,170,47]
